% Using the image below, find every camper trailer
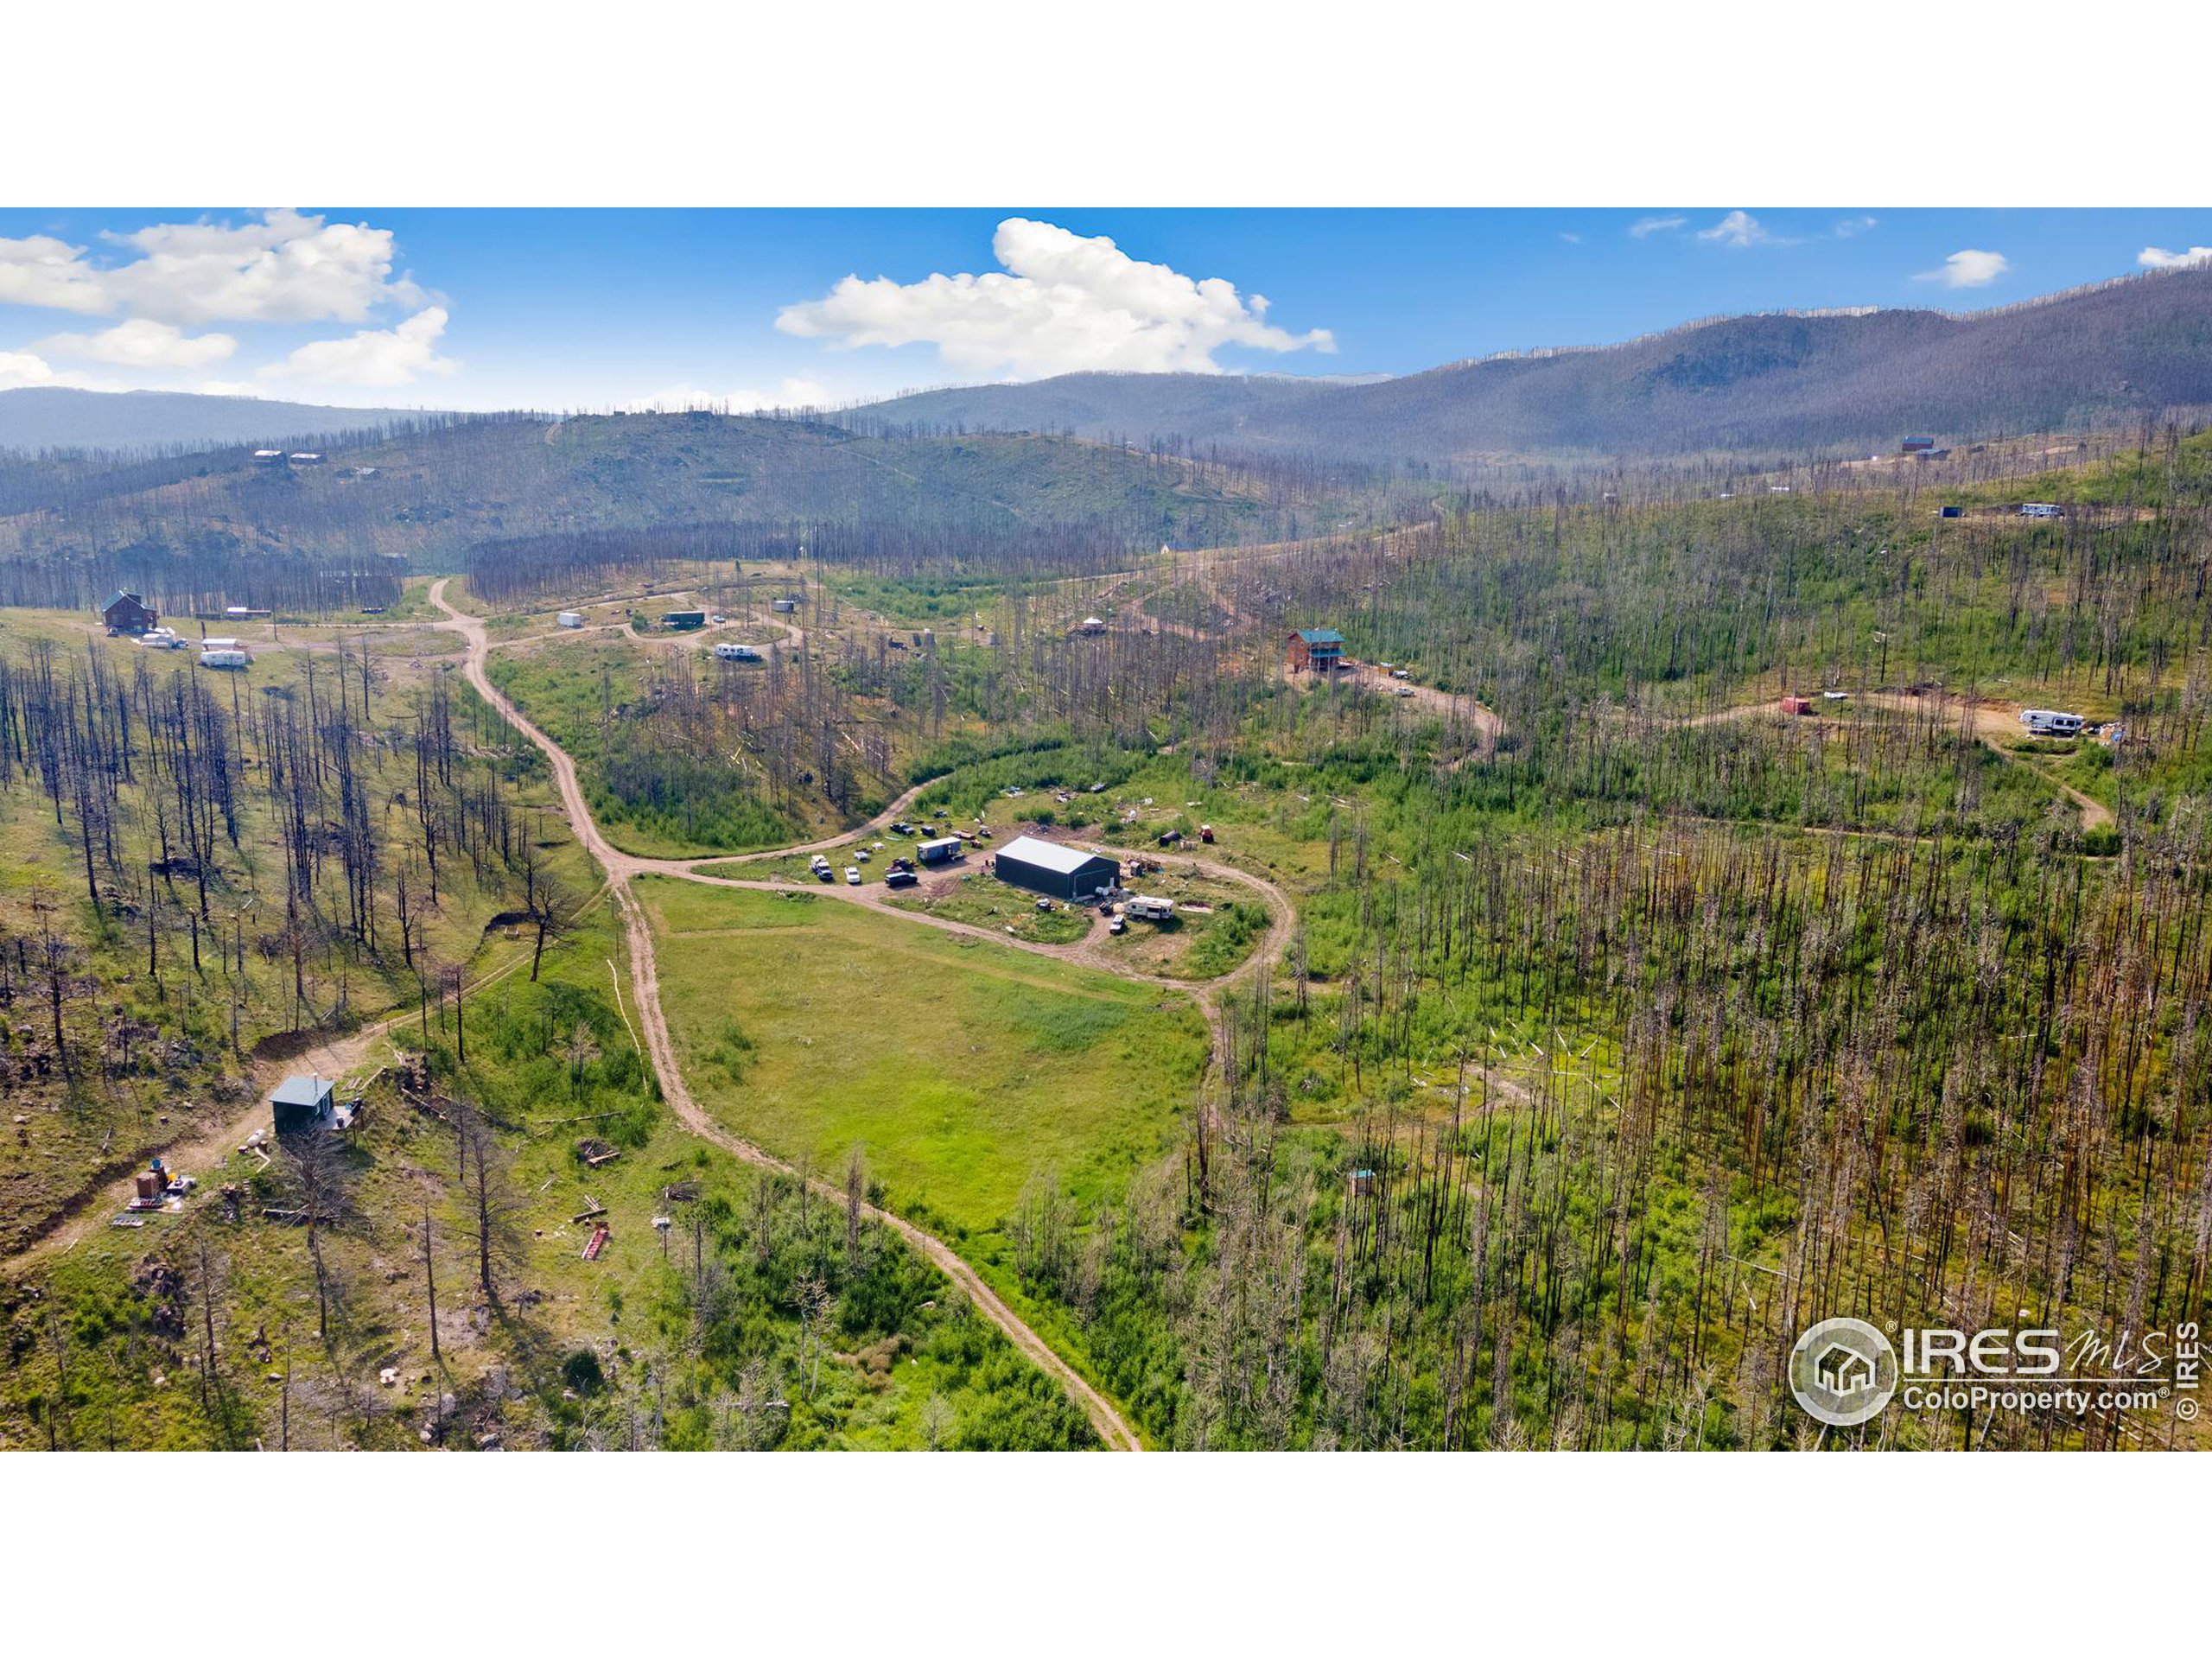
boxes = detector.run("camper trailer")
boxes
[715,641,763,662]
[1124,895,1176,923]
[198,648,251,670]
[916,836,963,865]
[2019,709,2085,738]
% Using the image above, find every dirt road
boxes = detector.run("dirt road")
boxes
[430,580,1145,1450]
[1644,690,2114,832]
[5,943,537,1275]
[1859,691,2114,830]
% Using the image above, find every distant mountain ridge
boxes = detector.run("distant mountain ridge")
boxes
[0,388,454,454]
[849,264,2212,466]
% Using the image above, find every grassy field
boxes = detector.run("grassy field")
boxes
[883,868,1096,945]
[1,896,1094,1451]
[638,877,1210,1239]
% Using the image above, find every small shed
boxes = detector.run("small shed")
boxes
[1901,435,1937,454]
[772,598,800,613]
[662,609,707,630]
[556,611,584,628]
[1077,616,1106,635]
[271,1073,335,1135]
[992,835,1119,901]
[1779,695,1813,716]
[1287,629,1344,672]
[101,590,157,635]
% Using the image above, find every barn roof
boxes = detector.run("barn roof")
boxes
[103,589,146,612]
[270,1073,334,1107]
[1294,628,1344,645]
[995,835,1114,875]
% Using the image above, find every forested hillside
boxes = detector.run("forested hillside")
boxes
[6,393,2209,1452]
[855,264,2212,467]
[0,411,1338,581]
[0,388,449,454]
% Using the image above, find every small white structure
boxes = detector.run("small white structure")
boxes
[251,448,284,465]
[288,452,324,466]
[715,641,763,662]
[556,611,584,629]
[199,648,251,670]
[1078,616,1106,635]
[772,598,800,613]
[199,636,241,650]
[2020,709,2084,737]
[2021,503,2063,520]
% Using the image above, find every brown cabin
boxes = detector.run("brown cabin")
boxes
[1287,629,1344,672]
[101,590,157,634]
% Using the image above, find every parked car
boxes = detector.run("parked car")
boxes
[1109,917,1126,935]
[856,849,871,862]
[884,868,918,889]
[816,866,834,881]
[844,867,861,885]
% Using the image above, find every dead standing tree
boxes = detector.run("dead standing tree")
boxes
[277,1123,361,1344]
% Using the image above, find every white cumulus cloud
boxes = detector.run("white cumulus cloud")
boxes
[0,234,111,314]
[38,318,238,368]
[1916,249,2010,289]
[2139,245,2212,270]
[1698,210,1773,248]
[262,306,457,388]
[776,217,1334,378]
[1628,214,1686,238]
[0,210,423,326]
[0,349,59,389]
[1834,215,1878,238]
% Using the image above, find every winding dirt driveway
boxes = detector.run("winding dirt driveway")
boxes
[1637,690,2115,832]
[430,580,1147,1450]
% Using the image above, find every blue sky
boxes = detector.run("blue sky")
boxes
[3,207,2205,411]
